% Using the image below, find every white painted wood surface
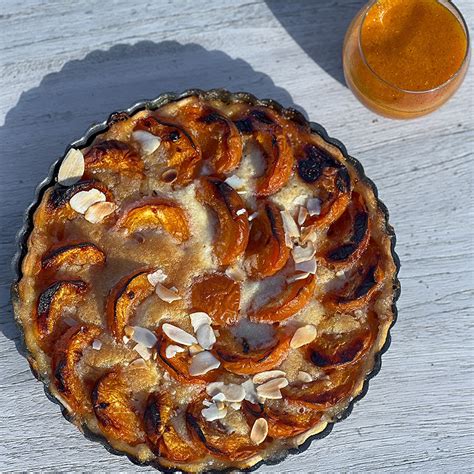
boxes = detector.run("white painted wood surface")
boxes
[1,0,473,471]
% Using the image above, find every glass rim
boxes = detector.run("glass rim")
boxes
[357,0,471,95]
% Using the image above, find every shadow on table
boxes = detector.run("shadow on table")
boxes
[266,0,366,86]
[0,40,298,349]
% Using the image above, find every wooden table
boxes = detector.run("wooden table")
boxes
[1,1,472,471]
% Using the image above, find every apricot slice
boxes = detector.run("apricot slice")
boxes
[242,399,321,438]
[168,98,242,174]
[134,116,201,185]
[106,269,154,339]
[196,177,249,266]
[186,396,261,461]
[115,198,190,242]
[213,326,291,375]
[84,139,144,176]
[320,192,370,268]
[35,280,88,343]
[92,369,145,446]
[190,273,241,326]
[235,107,293,196]
[245,201,290,279]
[52,324,101,414]
[144,391,205,462]
[42,242,106,271]
[249,275,316,323]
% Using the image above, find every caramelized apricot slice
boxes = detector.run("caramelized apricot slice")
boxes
[35,280,88,342]
[42,242,106,271]
[186,396,261,461]
[213,326,291,375]
[242,399,321,438]
[190,273,241,326]
[249,275,316,323]
[84,140,144,176]
[116,198,190,242]
[52,325,101,414]
[196,177,249,266]
[106,269,154,339]
[235,107,293,196]
[168,98,242,174]
[245,201,290,279]
[134,116,201,185]
[144,391,205,462]
[92,369,145,446]
[319,192,370,268]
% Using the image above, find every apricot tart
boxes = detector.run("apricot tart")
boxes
[12,90,399,472]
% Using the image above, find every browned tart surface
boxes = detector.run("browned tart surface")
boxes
[14,93,398,472]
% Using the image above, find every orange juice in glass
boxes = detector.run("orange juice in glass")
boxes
[343,0,470,119]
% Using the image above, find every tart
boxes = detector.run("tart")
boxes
[12,90,399,472]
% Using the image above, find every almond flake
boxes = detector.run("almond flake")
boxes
[286,272,310,284]
[92,339,102,350]
[132,130,161,155]
[250,418,268,445]
[280,210,300,247]
[133,342,151,360]
[84,201,117,223]
[196,324,216,350]
[307,198,322,216]
[203,399,212,407]
[256,378,287,399]
[292,243,315,263]
[58,148,85,186]
[190,312,212,332]
[155,283,181,303]
[212,392,227,403]
[293,195,307,207]
[122,335,130,344]
[290,324,317,349]
[207,382,245,403]
[224,175,244,189]
[248,211,259,222]
[297,371,313,383]
[242,380,259,403]
[202,403,227,421]
[252,370,286,385]
[230,402,241,410]
[162,323,197,346]
[295,257,317,274]
[189,351,220,376]
[225,266,247,281]
[165,344,186,358]
[189,344,204,355]
[130,326,158,348]
[236,208,247,216]
[70,189,106,214]
[215,400,226,410]
[300,225,318,244]
[297,206,309,226]
[147,268,168,286]
[130,358,147,368]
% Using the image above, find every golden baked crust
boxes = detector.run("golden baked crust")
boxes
[13,91,399,472]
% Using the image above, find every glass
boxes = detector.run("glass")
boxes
[342,0,470,119]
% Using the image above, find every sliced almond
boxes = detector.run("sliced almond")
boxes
[236,208,247,216]
[203,399,212,407]
[300,225,318,244]
[162,323,197,346]
[211,392,226,403]
[133,342,151,360]
[165,344,186,359]
[293,195,307,207]
[307,198,322,216]
[295,257,317,275]
[297,371,313,383]
[224,174,244,189]
[248,211,259,222]
[190,312,212,332]
[155,283,181,303]
[242,379,259,403]
[292,242,315,263]
[147,268,168,286]
[69,189,106,214]
[207,382,245,403]
[230,402,242,410]
[189,343,204,355]
[250,418,268,445]
[225,265,247,281]
[256,377,288,399]
[297,206,309,226]
[252,370,286,385]
[92,339,102,350]
[290,324,317,349]
[280,210,300,248]
[201,403,227,421]
[286,272,310,284]
[58,148,85,186]
[122,335,130,345]
[130,358,147,368]
[132,130,161,155]
[196,324,216,350]
[84,201,117,223]
[189,351,220,376]
[129,326,158,348]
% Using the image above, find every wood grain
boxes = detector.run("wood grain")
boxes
[1,0,473,471]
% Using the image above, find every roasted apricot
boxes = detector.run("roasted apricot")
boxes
[52,324,101,414]
[167,98,242,174]
[92,369,145,446]
[245,201,290,279]
[35,280,88,345]
[134,116,201,185]
[186,396,261,461]
[196,177,249,266]
[42,242,106,271]
[235,107,293,196]
[213,326,291,375]
[190,273,241,326]
[249,275,316,323]
[84,139,144,176]
[144,391,205,462]
[242,399,322,438]
[106,269,154,339]
[115,198,190,242]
